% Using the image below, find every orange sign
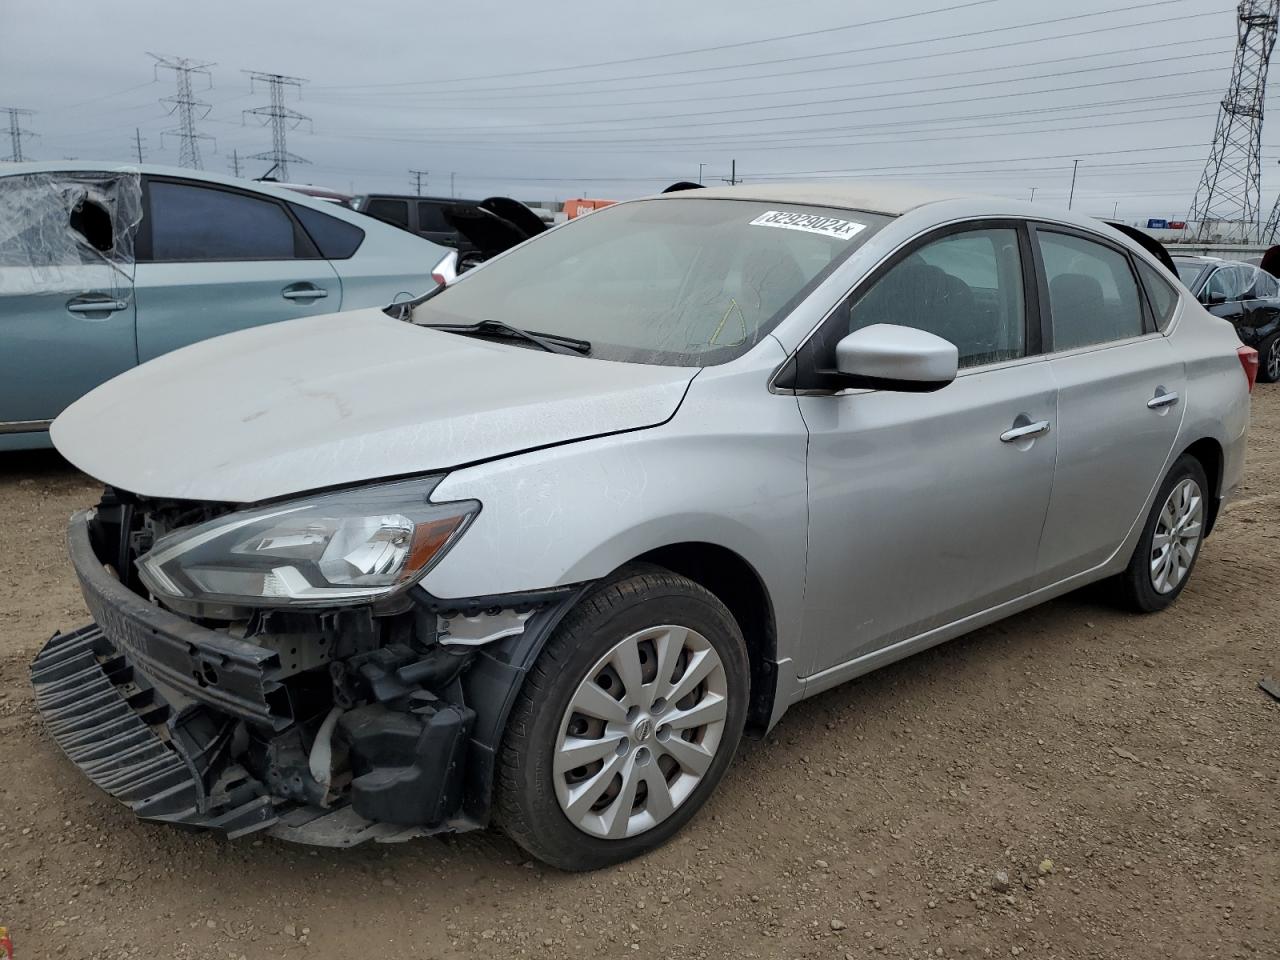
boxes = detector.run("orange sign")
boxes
[564,198,616,219]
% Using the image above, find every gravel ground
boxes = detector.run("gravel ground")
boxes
[1,395,1277,960]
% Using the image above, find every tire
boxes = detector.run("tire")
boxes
[495,564,749,871]
[1257,333,1280,384]
[1116,454,1209,613]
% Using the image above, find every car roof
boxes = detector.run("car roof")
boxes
[0,160,447,244]
[1,159,346,206]
[357,193,476,204]
[652,180,986,216]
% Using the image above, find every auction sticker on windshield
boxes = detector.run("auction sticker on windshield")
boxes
[749,210,866,240]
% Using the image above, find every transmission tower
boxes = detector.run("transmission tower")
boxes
[2,107,35,162]
[131,127,147,164]
[410,169,429,195]
[243,71,310,181]
[1188,2,1280,243]
[150,54,216,169]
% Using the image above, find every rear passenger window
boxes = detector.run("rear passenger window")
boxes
[417,202,451,232]
[1038,231,1143,351]
[289,203,365,259]
[1255,269,1279,297]
[147,181,296,261]
[848,227,1026,368]
[365,198,410,229]
[1135,259,1179,331]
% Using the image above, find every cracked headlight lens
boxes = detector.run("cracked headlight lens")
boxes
[137,477,478,607]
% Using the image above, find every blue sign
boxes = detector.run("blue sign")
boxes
[1147,218,1170,230]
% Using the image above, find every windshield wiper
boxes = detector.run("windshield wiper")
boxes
[420,319,591,356]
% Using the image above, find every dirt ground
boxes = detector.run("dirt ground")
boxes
[1,401,1277,960]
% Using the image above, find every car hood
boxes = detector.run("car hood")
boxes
[52,308,696,503]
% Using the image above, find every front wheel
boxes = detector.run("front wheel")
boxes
[1116,454,1209,612]
[495,565,749,871]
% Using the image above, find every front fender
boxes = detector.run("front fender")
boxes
[418,356,809,671]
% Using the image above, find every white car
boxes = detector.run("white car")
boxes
[32,183,1252,870]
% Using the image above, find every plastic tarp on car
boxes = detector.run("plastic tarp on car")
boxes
[0,170,142,298]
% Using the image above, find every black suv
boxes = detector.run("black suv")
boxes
[353,194,470,247]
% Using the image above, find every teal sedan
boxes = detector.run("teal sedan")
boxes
[0,162,445,450]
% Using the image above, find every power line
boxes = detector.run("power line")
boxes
[327,25,1229,106]
[150,53,215,169]
[326,0,1213,96]
[243,70,310,181]
[314,0,1007,91]
[320,65,1231,145]
[2,107,35,162]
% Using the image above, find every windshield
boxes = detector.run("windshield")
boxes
[413,198,889,366]
[1174,259,1210,288]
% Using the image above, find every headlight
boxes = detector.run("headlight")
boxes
[137,477,478,608]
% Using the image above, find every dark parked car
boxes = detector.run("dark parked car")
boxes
[1174,256,1280,382]
[353,194,548,269]
[353,194,469,247]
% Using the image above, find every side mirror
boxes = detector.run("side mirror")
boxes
[832,324,958,392]
[1201,289,1225,306]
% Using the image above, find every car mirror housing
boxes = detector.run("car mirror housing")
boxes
[831,323,959,392]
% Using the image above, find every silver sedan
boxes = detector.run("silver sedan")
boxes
[38,183,1254,870]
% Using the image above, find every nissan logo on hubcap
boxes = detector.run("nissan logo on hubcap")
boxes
[634,718,652,741]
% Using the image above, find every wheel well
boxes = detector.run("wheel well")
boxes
[635,542,777,735]
[1181,437,1224,536]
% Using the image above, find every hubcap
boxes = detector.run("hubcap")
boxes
[1268,339,1280,381]
[1150,477,1204,594]
[553,625,728,839]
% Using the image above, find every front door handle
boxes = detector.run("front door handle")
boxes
[1147,390,1180,409]
[66,298,128,316]
[1000,419,1051,443]
[281,285,329,301]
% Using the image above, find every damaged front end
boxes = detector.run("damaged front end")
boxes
[30,484,582,846]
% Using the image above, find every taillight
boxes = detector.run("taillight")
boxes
[1238,345,1259,392]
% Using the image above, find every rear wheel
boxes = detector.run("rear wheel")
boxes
[495,565,749,871]
[1116,454,1208,612]
[1257,333,1280,383]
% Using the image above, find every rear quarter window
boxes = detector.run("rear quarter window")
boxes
[289,203,365,259]
[1136,260,1179,331]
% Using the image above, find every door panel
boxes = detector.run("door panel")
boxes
[135,176,343,362]
[0,269,137,425]
[799,362,1057,676]
[133,259,342,363]
[1036,338,1185,582]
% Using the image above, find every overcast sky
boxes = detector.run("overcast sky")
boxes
[0,0,1263,219]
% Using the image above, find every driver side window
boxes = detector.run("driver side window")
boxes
[847,227,1027,368]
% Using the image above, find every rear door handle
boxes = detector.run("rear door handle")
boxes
[281,285,329,301]
[66,298,128,315]
[1000,419,1051,443]
[1147,390,1179,409]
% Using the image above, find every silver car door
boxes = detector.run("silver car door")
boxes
[793,222,1057,677]
[1031,226,1187,584]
